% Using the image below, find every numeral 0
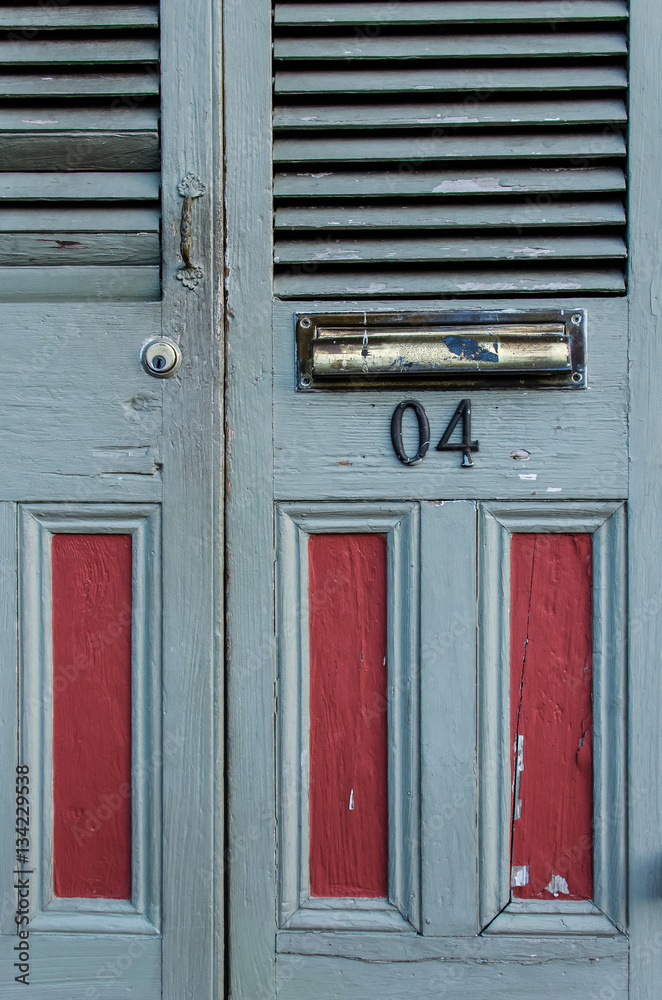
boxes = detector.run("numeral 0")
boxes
[391,399,479,468]
[390,400,430,466]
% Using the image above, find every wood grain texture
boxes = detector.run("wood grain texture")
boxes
[0,132,159,172]
[224,0,275,995]
[0,5,159,30]
[275,1,628,26]
[52,534,132,900]
[160,0,222,994]
[274,167,626,199]
[627,1,662,997]
[509,534,593,901]
[276,952,627,1000]
[0,505,17,936]
[420,501,478,935]
[308,534,388,898]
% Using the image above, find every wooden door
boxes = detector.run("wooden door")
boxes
[225,1,662,998]
[0,2,221,997]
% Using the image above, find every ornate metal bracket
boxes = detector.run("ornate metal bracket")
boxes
[176,173,206,289]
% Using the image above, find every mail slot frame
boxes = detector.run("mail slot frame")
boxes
[295,309,587,391]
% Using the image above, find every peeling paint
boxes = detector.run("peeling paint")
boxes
[349,789,355,811]
[511,449,531,461]
[546,874,570,896]
[546,487,563,493]
[433,177,505,194]
[519,473,538,480]
[511,865,530,887]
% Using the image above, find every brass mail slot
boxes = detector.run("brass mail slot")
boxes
[296,310,587,390]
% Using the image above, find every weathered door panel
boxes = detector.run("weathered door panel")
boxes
[0,0,221,995]
[226,0,659,997]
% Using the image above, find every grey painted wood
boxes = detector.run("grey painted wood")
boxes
[275,32,627,61]
[0,5,159,29]
[160,0,222,996]
[276,952,627,999]
[0,207,160,232]
[275,0,628,26]
[0,74,160,99]
[274,132,626,163]
[0,107,159,132]
[0,173,160,201]
[0,40,159,65]
[275,268,626,297]
[0,302,162,493]
[627,1,662,997]
[275,201,626,231]
[275,166,626,199]
[0,233,159,266]
[0,267,160,302]
[274,98,627,129]
[0,934,161,999]
[224,0,276,997]
[420,501,478,935]
[0,133,159,171]
[276,929,629,961]
[0,504,17,938]
[275,235,626,265]
[275,66,627,95]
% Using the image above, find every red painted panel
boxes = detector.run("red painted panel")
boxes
[510,534,593,900]
[52,534,132,899]
[308,533,388,897]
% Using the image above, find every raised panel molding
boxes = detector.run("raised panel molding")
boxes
[19,503,161,935]
[276,502,421,932]
[478,501,626,936]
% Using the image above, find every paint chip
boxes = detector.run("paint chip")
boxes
[519,473,537,480]
[546,487,563,493]
[348,789,355,811]
[511,449,531,461]
[546,874,569,896]
[511,865,530,887]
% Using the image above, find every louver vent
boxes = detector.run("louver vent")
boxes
[0,4,160,301]
[272,0,628,298]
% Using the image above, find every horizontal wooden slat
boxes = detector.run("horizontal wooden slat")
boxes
[273,99,627,130]
[275,131,625,164]
[274,167,626,199]
[0,172,160,201]
[0,40,159,65]
[0,207,160,232]
[0,133,159,171]
[0,232,159,266]
[274,32,627,61]
[0,107,159,132]
[274,1,628,26]
[274,266,626,297]
[275,200,626,231]
[0,74,159,98]
[0,265,160,301]
[275,65,627,94]
[274,235,626,264]
[0,5,159,30]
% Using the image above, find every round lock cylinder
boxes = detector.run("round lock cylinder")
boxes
[140,338,182,378]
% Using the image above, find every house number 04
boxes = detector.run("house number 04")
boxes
[391,399,479,468]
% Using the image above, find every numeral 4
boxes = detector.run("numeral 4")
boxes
[435,399,479,468]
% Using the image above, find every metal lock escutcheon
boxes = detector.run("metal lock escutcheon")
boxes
[140,338,182,378]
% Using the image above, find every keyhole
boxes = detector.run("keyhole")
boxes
[152,355,166,370]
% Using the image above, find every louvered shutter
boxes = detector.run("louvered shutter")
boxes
[273,0,628,297]
[0,3,160,301]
